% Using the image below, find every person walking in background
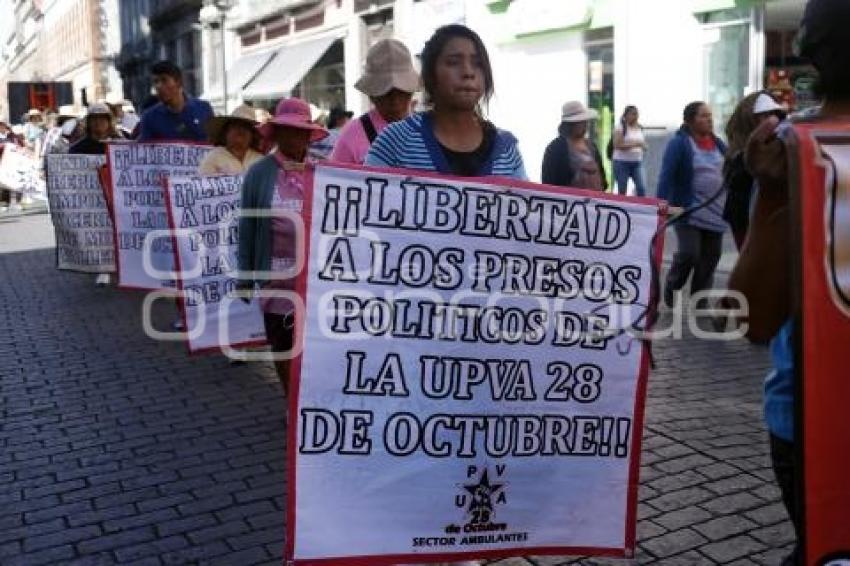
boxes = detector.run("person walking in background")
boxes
[723,92,787,250]
[659,101,728,307]
[238,98,328,395]
[331,39,419,165]
[308,107,352,161]
[366,25,525,181]
[541,101,607,191]
[199,104,263,176]
[69,103,119,155]
[137,61,213,142]
[42,105,82,157]
[69,102,121,287]
[612,105,647,196]
[23,109,45,153]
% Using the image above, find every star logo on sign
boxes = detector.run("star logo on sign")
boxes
[463,469,504,520]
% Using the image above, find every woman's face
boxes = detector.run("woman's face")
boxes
[274,126,310,161]
[225,122,253,154]
[569,121,588,139]
[691,104,714,136]
[89,115,111,139]
[432,37,485,112]
[625,108,639,125]
[372,89,413,124]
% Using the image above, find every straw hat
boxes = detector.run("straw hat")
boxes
[86,102,113,118]
[105,92,129,106]
[259,98,328,143]
[205,104,258,145]
[57,105,81,119]
[27,108,43,118]
[561,101,598,122]
[753,93,786,116]
[253,107,271,123]
[355,39,419,98]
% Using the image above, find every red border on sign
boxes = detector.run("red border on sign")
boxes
[104,140,211,291]
[162,174,269,356]
[285,162,665,564]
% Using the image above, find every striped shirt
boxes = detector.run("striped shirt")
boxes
[365,112,527,180]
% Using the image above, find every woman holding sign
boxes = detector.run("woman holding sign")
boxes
[198,104,263,176]
[69,103,120,287]
[238,98,328,396]
[365,24,526,180]
[365,23,518,566]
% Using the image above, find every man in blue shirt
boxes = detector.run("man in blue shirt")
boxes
[137,61,213,142]
[729,1,850,564]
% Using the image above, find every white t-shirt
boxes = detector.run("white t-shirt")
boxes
[612,124,645,162]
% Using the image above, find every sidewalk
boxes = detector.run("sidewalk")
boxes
[0,215,793,565]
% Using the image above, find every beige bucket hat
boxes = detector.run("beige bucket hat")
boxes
[561,100,599,122]
[355,39,419,98]
[205,104,259,146]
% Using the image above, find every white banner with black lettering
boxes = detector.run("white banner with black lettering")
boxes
[46,154,115,272]
[105,142,211,289]
[287,163,665,564]
[0,143,46,200]
[165,175,266,353]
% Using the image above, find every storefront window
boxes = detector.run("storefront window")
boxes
[701,7,751,138]
[294,40,345,112]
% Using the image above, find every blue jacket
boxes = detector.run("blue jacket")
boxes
[657,126,727,207]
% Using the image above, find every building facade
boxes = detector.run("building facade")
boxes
[0,0,122,121]
[201,0,806,184]
[116,0,204,108]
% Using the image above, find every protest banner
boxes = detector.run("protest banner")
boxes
[790,121,850,565]
[287,163,665,564]
[164,175,266,353]
[45,154,115,273]
[105,142,211,289]
[0,143,46,201]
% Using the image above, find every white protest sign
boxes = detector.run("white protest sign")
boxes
[288,164,664,564]
[0,143,46,200]
[105,142,211,289]
[46,154,115,273]
[165,175,267,353]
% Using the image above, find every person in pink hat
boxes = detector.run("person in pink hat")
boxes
[238,98,328,394]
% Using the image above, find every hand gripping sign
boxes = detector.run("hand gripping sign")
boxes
[104,142,212,290]
[788,120,850,566]
[285,163,665,564]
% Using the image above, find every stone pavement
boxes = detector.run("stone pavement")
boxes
[0,214,794,565]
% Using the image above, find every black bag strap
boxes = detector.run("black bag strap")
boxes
[360,113,378,144]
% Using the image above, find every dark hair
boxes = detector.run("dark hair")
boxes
[216,119,260,150]
[151,60,183,83]
[327,107,352,129]
[420,24,494,108]
[620,105,639,132]
[85,112,117,139]
[557,121,586,139]
[683,101,706,125]
[725,91,774,156]
[798,0,850,98]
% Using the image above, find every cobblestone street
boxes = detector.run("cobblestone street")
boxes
[0,214,794,565]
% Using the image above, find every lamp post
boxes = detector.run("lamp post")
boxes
[200,0,236,113]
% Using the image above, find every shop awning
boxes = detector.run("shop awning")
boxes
[203,49,278,101]
[242,32,343,100]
